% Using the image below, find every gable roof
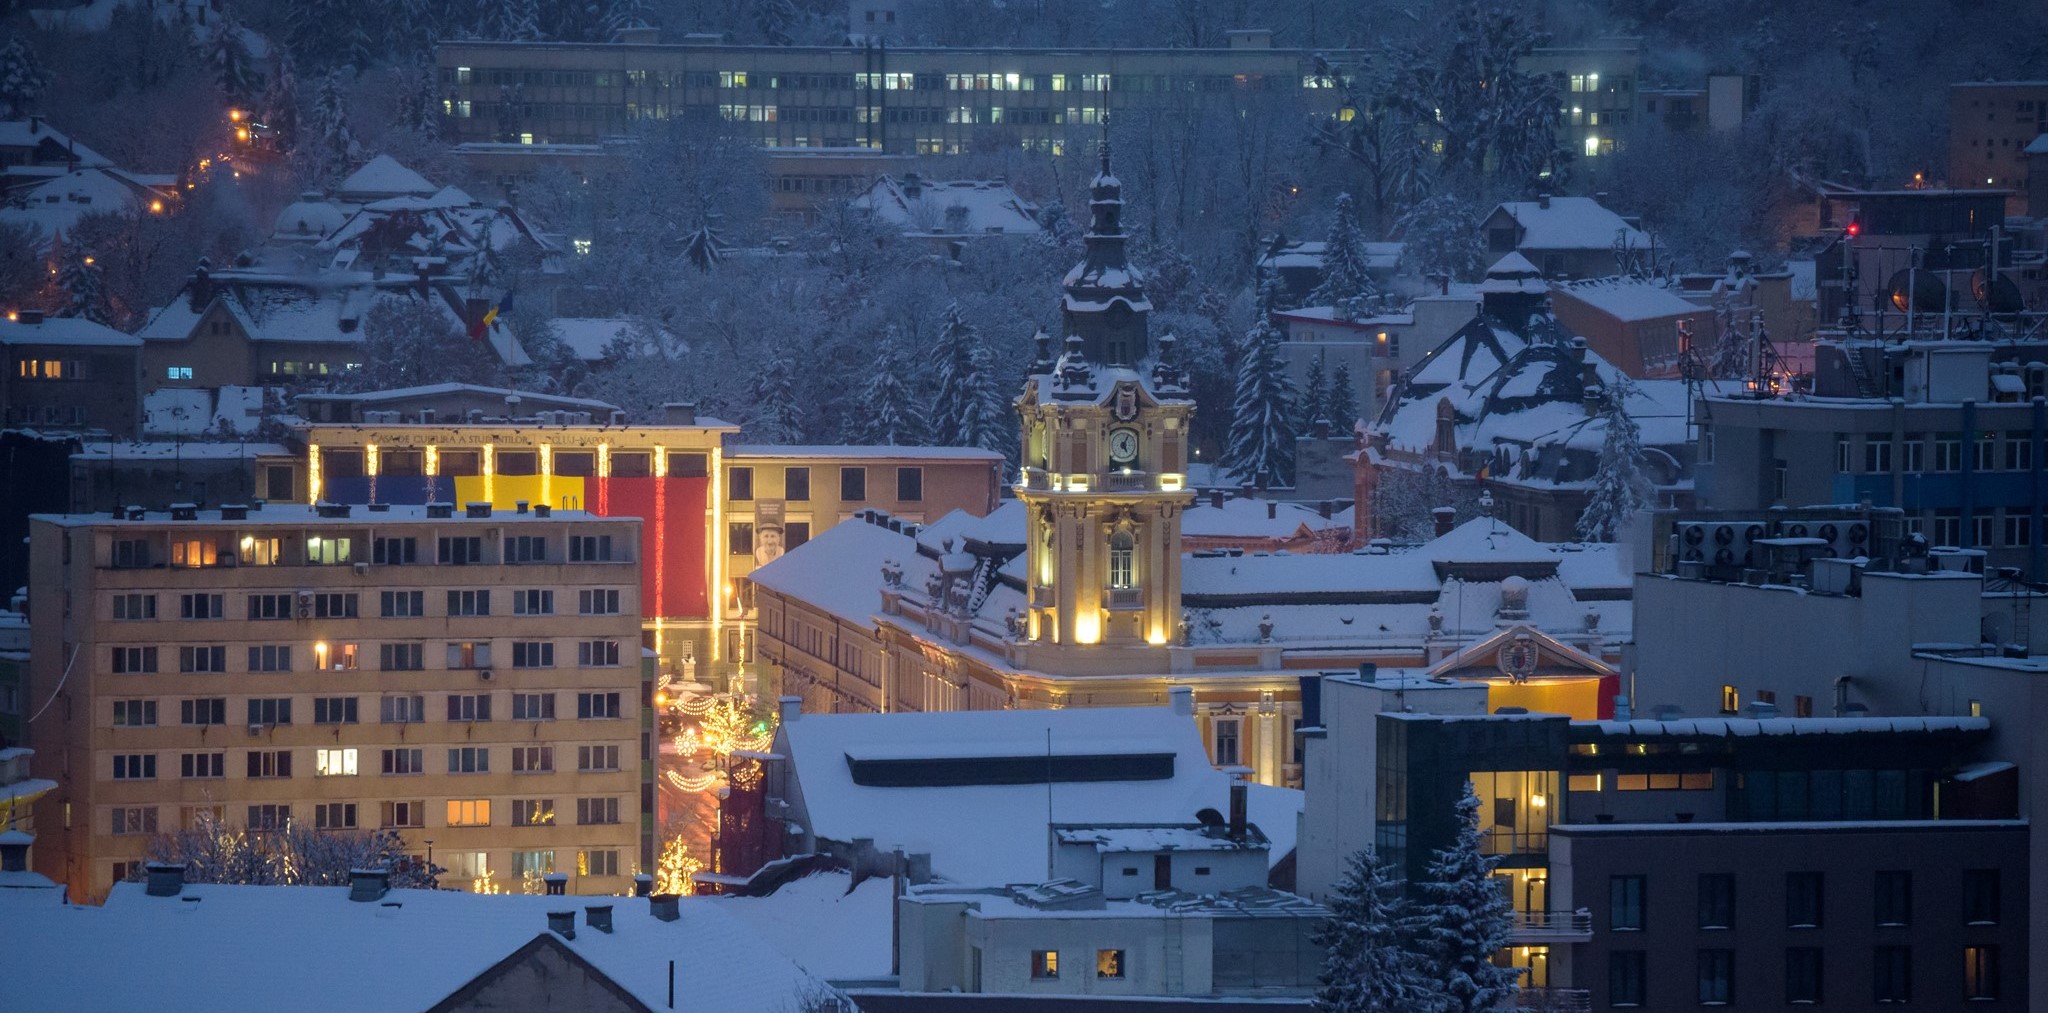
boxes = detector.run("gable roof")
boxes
[336,155,438,200]
[1426,623,1617,679]
[1490,197,1649,252]
[853,175,1043,237]
[1553,277,1707,323]
[1,882,839,1013]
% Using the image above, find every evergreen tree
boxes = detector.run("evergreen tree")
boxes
[848,327,925,445]
[0,34,50,118]
[208,14,261,106]
[309,70,361,186]
[145,819,441,890]
[604,0,654,37]
[287,0,373,70]
[1298,351,1330,431]
[749,347,805,443]
[389,0,448,60]
[479,0,543,41]
[57,246,111,325]
[756,0,799,45]
[933,303,1005,453]
[1576,376,1655,542]
[1226,281,1299,488]
[1314,848,1422,1013]
[260,53,302,156]
[1309,192,1379,320]
[1327,362,1359,429]
[682,221,727,272]
[394,59,442,139]
[1396,194,1486,284]
[1411,783,1520,1013]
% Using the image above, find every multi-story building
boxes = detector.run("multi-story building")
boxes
[1948,81,2048,213]
[433,37,1639,163]
[1274,290,1479,430]
[1,311,142,436]
[1694,336,2048,575]
[1298,665,2030,1009]
[26,502,646,901]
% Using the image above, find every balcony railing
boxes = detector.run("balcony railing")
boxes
[1509,909,1594,942]
[1515,988,1592,1013]
[1103,470,1152,491]
[1480,829,1548,856]
[1105,587,1143,610]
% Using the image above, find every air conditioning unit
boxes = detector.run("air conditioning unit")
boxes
[352,561,369,576]
[247,723,265,736]
[296,589,314,619]
[477,669,494,682]
[1675,522,1710,563]
[1706,521,1766,568]
[1814,520,1872,560]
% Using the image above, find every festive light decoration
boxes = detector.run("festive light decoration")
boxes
[664,769,721,793]
[700,698,772,760]
[655,836,704,897]
[471,875,503,895]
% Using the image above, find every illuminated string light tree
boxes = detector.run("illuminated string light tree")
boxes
[655,835,705,896]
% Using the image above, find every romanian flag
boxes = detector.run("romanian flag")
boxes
[1475,462,1490,481]
[467,291,515,341]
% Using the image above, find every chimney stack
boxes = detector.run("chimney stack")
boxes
[1168,685,1194,716]
[544,873,568,896]
[778,695,802,725]
[585,904,615,934]
[1537,193,1552,209]
[145,862,187,897]
[1209,489,1224,509]
[633,874,654,897]
[547,910,576,939]
[348,867,391,902]
[1227,771,1249,841]
[1432,505,1457,537]
[663,402,698,426]
[649,894,681,921]
[1266,501,1278,520]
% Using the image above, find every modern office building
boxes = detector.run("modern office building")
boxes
[26,502,646,901]
[433,36,1640,162]
[1693,336,2048,575]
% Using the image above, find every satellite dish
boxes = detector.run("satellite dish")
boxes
[1971,270,2024,314]
[1885,270,1950,314]
[1194,807,1226,828]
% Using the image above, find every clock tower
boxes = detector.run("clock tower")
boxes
[1015,136,1194,657]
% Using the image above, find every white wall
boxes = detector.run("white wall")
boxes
[1295,676,1489,900]
[966,910,1214,996]
[1056,844,1267,899]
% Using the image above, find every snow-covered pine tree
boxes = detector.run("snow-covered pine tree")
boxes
[1309,192,1379,320]
[749,348,805,444]
[286,0,372,71]
[1396,194,1486,284]
[208,14,260,106]
[479,0,544,41]
[0,34,50,118]
[1298,350,1330,432]
[1226,280,1299,488]
[394,59,442,139]
[57,246,111,324]
[1313,848,1423,1013]
[1411,782,1520,1013]
[145,819,441,889]
[1576,375,1655,542]
[260,53,301,156]
[756,0,799,45]
[848,327,925,445]
[388,0,447,60]
[1327,362,1359,429]
[309,70,361,186]
[931,304,1008,453]
[682,221,727,272]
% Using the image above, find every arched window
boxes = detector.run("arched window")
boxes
[1108,530,1136,589]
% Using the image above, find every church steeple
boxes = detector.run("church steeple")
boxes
[1060,119,1151,368]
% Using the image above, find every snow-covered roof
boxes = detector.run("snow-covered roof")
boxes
[1553,277,1708,323]
[0,167,163,237]
[711,871,895,980]
[749,519,926,627]
[299,382,623,413]
[143,388,216,437]
[729,445,1004,461]
[0,119,111,168]
[1490,197,1649,252]
[548,317,641,362]
[2025,133,2048,155]
[1182,497,1346,539]
[776,704,1302,885]
[3,882,838,1013]
[335,155,438,200]
[271,192,350,242]
[74,440,290,461]
[0,315,139,347]
[853,175,1043,238]
[1581,715,1991,738]
[1054,824,1269,854]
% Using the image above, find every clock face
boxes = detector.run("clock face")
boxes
[1108,427,1139,464]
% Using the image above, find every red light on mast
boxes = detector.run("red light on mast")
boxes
[1845,221,1860,237]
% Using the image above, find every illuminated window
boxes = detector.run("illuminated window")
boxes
[171,539,218,567]
[239,536,282,565]
[315,748,358,777]
[1096,949,1125,979]
[1031,951,1059,979]
[1719,685,1739,714]
[1567,773,1602,792]
[1108,530,1136,588]
[513,798,556,826]
[166,366,194,380]
[305,535,352,565]
[447,799,492,826]
[443,851,487,879]
[513,850,555,875]
[1584,135,1600,158]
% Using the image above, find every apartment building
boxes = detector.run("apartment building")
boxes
[433,37,1638,162]
[1948,81,2048,214]
[1,310,142,437]
[26,502,646,902]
